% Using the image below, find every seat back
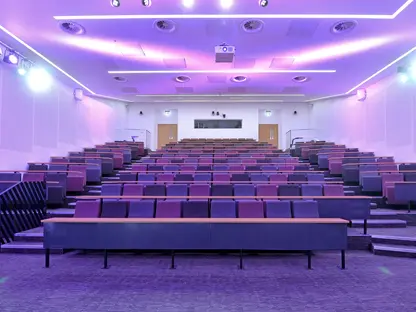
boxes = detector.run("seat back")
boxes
[292,200,319,218]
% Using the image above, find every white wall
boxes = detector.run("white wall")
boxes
[0,64,127,170]
[127,102,310,150]
[310,75,416,162]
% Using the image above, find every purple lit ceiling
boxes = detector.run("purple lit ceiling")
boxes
[1,0,416,101]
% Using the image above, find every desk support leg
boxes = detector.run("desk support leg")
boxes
[170,250,176,269]
[408,202,412,213]
[341,250,346,270]
[44,248,50,268]
[363,219,368,235]
[307,251,312,270]
[239,249,244,270]
[103,250,108,269]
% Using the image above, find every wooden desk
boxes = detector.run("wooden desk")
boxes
[42,217,348,270]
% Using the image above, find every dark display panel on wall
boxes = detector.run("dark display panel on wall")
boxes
[194,119,243,129]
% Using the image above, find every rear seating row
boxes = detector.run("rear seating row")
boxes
[131,164,305,171]
[102,183,345,197]
[118,172,326,183]
[75,199,320,219]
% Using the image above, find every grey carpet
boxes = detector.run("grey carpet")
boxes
[0,251,415,312]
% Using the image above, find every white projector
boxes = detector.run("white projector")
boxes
[215,45,235,63]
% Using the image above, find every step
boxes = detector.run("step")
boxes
[370,211,399,220]
[88,190,101,195]
[102,177,120,181]
[351,219,407,228]
[372,244,416,258]
[14,229,44,242]
[47,208,75,218]
[0,241,62,254]
[371,235,416,247]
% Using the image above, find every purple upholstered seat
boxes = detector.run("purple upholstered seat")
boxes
[181,165,197,172]
[278,184,300,196]
[101,184,122,196]
[237,201,264,218]
[250,173,269,183]
[164,165,180,172]
[144,184,166,197]
[213,173,230,182]
[265,200,292,218]
[137,174,155,184]
[119,172,137,181]
[288,173,307,182]
[256,184,277,197]
[123,184,144,196]
[292,200,319,218]
[231,173,250,181]
[213,165,229,171]
[189,184,210,197]
[323,184,344,196]
[210,200,236,218]
[74,200,101,218]
[166,184,188,197]
[174,173,194,182]
[234,184,255,197]
[182,200,209,218]
[307,173,325,182]
[101,200,128,218]
[211,184,233,197]
[229,165,245,172]
[132,164,147,172]
[155,200,182,218]
[301,184,323,196]
[194,173,211,182]
[269,174,288,183]
[128,200,155,218]
[157,173,174,183]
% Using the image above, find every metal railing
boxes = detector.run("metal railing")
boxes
[0,181,46,245]
[285,129,319,149]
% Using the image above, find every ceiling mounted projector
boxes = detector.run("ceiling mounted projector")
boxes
[215,44,235,63]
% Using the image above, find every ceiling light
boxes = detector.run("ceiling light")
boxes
[142,0,152,7]
[292,76,309,83]
[27,68,53,92]
[3,51,18,65]
[110,0,121,7]
[182,0,194,8]
[109,69,336,74]
[232,76,247,82]
[265,110,272,117]
[400,74,409,83]
[259,0,268,7]
[18,67,27,76]
[220,0,233,9]
[409,65,416,79]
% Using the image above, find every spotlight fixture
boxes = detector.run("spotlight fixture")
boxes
[220,0,233,9]
[142,0,152,7]
[182,0,194,8]
[212,111,215,116]
[110,0,121,7]
[3,50,18,65]
[17,59,32,76]
[27,67,53,92]
[216,112,220,116]
[222,114,226,118]
[293,111,298,115]
[259,0,268,7]
[139,111,143,115]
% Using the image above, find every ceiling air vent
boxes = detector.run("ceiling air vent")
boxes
[292,76,309,83]
[154,20,176,33]
[59,21,86,35]
[331,20,357,34]
[241,20,264,33]
[232,76,247,83]
[175,76,191,83]
[113,76,127,83]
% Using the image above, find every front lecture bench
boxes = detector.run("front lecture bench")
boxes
[42,217,349,270]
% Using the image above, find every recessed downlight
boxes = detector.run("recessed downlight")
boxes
[232,75,247,82]
[59,21,86,35]
[113,76,127,82]
[175,75,191,83]
[154,20,176,33]
[331,20,357,34]
[241,20,264,33]
[292,76,309,83]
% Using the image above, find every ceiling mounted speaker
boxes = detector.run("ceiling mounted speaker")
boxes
[357,88,367,101]
[74,88,83,101]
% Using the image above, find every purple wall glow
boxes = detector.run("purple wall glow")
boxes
[310,75,416,161]
[0,64,126,170]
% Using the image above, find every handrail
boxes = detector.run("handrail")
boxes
[76,195,371,200]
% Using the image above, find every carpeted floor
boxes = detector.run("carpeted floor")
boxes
[1,251,415,312]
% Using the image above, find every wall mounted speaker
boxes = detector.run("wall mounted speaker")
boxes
[357,88,367,101]
[74,89,83,101]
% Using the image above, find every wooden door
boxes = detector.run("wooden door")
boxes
[259,124,279,147]
[157,124,178,149]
